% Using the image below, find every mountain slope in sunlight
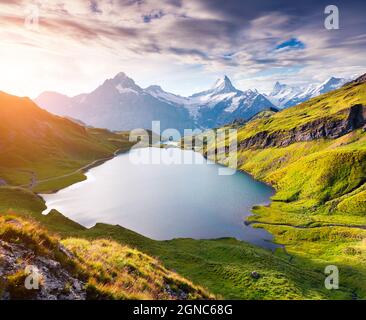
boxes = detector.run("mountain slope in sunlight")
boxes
[204,76,366,220]
[0,215,212,300]
[0,91,133,191]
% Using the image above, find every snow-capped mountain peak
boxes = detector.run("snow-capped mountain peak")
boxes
[145,85,163,93]
[211,75,237,94]
[190,75,238,100]
[266,82,301,107]
[142,75,275,123]
[272,81,289,96]
[183,75,276,126]
[35,71,349,134]
[266,76,347,109]
[102,72,142,95]
[313,77,348,95]
[109,72,139,90]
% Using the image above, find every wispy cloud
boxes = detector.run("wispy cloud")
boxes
[0,0,365,97]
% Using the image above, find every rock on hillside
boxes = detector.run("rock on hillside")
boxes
[0,239,86,300]
[0,216,213,300]
[238,104,366,149]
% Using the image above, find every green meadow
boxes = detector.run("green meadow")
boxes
[200,82,366,298]
[0,187,352,299]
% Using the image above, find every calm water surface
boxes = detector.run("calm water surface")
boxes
[42,147,278,249]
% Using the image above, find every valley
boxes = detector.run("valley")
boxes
[1,0,365,304]
[0,74,365,300]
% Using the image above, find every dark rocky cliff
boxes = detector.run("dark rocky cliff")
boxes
[238,104,366,150]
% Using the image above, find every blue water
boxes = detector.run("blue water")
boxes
[42,147,278,249]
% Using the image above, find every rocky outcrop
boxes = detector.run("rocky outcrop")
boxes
[0,240,86,300]
[238,104,366,149]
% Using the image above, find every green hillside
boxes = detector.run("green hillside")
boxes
[0,92,213,300]
[0,214,212,300]
[0,187,350,300]
[198,79,366,298]
[236,81,366,141]
[0,91,134,192]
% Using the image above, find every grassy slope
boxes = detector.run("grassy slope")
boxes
[0,91,133,193]
[0,215,211,300]
[0,187,352,299]
[202,82,366,298]
[0,92,211,299]
[237,82,366,140]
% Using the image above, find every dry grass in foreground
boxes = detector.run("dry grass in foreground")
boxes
[0,215,213,300]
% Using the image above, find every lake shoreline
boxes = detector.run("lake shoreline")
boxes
[41,147,280,250]
[184,145,278,231]
[37,146,132,195]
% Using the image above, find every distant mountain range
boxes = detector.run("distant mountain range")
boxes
[146,75,276,128]
[35,73,276,132]
[35,73,348,132]
[265,77,349,109]
[35,73,193,133]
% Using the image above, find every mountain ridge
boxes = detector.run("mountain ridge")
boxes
[36,73,194,134]
[0,90,134,190]
[265,77,349,109]
[35,74,276,132]
[35,73,349,133]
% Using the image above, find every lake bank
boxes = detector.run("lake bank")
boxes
[41,147,280,250]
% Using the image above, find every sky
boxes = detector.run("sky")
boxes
[0,0,365,98]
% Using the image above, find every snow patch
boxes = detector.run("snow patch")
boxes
[224,96,243,112]
[116,84,138,95]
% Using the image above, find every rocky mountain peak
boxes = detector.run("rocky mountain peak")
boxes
[270,81,292,96]
[109,72,138,89]
[211,75,237,94]
[273,81,285,91]
[113,72,128,80]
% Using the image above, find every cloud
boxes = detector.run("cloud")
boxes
[0,0,365,97]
